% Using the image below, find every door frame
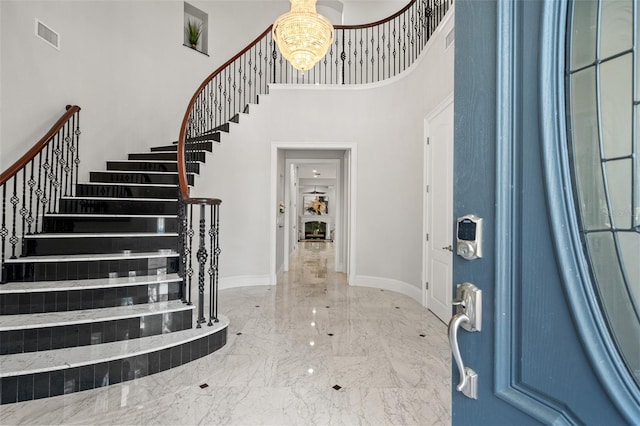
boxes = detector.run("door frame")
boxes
[269,142,358,285]
[422,93,454,310]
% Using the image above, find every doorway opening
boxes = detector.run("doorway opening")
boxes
[270,144,357,286]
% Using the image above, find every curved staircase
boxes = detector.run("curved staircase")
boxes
[0,134,227,405]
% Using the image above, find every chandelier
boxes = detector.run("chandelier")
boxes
[273,0,334,71]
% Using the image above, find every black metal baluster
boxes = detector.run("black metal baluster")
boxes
[42,143,51,215]
[68,114,76,197]
[19,168,28,253]
[208,204,215,325]
[34,152,43,234]
[62,119,70,196]
[341,30,346,84]
[73,110,81,194]
[187,203,194,305]
[213,203,220,323]
[196,203,207,327]
[178,197,187,303]
[9,178,18,259]
[51,132,61,213]
[1,184,8,282]
[26,160,35,235]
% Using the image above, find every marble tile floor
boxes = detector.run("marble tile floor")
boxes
[0,242,451,425]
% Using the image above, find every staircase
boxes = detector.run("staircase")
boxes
[0,136,227,405]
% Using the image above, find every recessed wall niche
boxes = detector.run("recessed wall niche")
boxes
[184,2,208,55]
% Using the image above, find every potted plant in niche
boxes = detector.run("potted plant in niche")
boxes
[185,19,202,49]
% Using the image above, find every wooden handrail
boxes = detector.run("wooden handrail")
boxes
[184,197,222,206]
[0,105,81,186]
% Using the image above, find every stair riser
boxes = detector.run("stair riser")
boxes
[0,281,182,315]
[107,162,182,173]
[150,142,213,152]
[90,172,194,185]
[105,162,202,174]
[128,152,207,162]
[42,216,179,234]
[76,184,179,199]
[0,309,192,356]
[23,235,178,256]
[128,153,176,161]
[59,199,177,215]
[0,328,226,404]
[4,256,179,282]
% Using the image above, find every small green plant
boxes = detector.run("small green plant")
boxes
[186,20,202,47]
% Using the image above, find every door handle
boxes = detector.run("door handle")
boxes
[448,313,478,399]
[447,282,482,399]
[442,244,453,252]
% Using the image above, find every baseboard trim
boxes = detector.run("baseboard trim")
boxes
[351,275,422,304]
[219,275,272,290]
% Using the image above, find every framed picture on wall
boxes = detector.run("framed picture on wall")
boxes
[303,195,328,215]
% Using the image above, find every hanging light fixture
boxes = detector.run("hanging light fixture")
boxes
[273,0,334,71]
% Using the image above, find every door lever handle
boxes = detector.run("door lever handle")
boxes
[442,245,453,252]
[448,313,478,399]
[448,282,482,399]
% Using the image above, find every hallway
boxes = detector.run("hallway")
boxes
[1,242,450,425]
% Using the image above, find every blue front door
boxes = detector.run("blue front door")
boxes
[452,0,640,424]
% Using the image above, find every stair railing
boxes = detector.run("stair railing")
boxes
[0,105,81,283]
[176,0,453,324]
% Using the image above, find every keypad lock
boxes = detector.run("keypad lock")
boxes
[456,214,483,260]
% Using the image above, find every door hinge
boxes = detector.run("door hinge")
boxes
[426,233,429,242]
[426,185,429,193]
[426,281,429,290]
[427,137,430,145]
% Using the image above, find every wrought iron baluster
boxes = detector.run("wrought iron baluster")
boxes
[196,203,207,327]
[1,184,8,282]
[73,111,81,193]
[34,152,43,234]
[178,197,187,302]
[187,203,194,305]
[51,133,61,213]
[62,119,70,196]
[19,168,28,252]
[9,178,18,259]
[213,203,220,323]
[26,160,35,235]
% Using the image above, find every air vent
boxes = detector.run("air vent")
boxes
[35,19,60,50]
[445,27,455,49]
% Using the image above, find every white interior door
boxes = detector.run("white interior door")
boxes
[426,99,454,323]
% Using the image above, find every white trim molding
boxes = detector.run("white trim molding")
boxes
[219,275,272,290]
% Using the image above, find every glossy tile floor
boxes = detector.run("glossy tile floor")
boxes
[0,242,451,425]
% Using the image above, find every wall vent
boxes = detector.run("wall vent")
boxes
[445,27,455,49]
[35,19,60,50]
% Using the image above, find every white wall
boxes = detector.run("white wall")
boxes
[190,10,454,301]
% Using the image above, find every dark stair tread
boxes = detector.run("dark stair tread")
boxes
[0,317,227,377]
[0,300,192,331]
[0,273,181,294]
